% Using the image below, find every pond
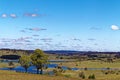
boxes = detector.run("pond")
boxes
[0,64,59,74]
[0,60,115,74]
[0,63,113,72]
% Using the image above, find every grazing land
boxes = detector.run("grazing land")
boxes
[1,49,120,80]
[0,70,79,80]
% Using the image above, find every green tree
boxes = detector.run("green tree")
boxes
[31,49,48,74]
[19,55,31,72]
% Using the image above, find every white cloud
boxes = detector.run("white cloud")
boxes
[31,14,38,17]
[1,14,7,18]
[111,25,119,30]
[10,14,17,18]
[24,13,39,17]
[26,27,47,31]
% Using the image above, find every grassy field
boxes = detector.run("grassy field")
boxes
[52,60,120,80]
[0,62,20,68]
[1,68,120,80]
[0,70,79,80]
[62,70,120,80]
[1,60,120,69]
[60,60,120,68]
[1,60,120,80]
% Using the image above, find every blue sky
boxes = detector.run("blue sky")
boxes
[0,0,120,51]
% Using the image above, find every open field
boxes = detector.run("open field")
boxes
[62,70,120,80]
[1,67,120,80]
[0,62,20,68]
[40,60,120,80]
[51,60,120,80]
[0,70,79,80]
[1,59,120,80]
[60,60,120,68]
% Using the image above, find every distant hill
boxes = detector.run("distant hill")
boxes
[0,48,120,56]
[44,50,80,54]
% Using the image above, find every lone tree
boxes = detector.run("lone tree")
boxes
[31,49,48,74]
[19,55,31,72]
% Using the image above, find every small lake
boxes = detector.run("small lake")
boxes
[0,63,113,73]
[0,60,115,74]
[0,64,59,74]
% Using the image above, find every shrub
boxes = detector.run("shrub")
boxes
[68,67,72,70]
[8,61,14,70]
[116,73,119,75]
[79,72,85,79]
[76,63,78,66]
[8,61,14,66]
[59,69,66,73]
[53,69,58,73]
[91,74,95,79]
[88,74,95,79]
[84,67,88,70]
[105,72,108,75]
[107,67,110,70]
[64,74,71,78]
[53,69,62,76]
[88,75,91,79]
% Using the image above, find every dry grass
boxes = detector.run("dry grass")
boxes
[0,70,79,80]
[60,60,120,68]
[61,70,120,80]
[0,62,20,68]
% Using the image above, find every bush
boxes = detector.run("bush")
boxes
[8,61,14,66]
[105,72,108,75]
[59,69,66,73]
[64,74,71,78]
[88,74,95,79]
[84,67,87,70]
[53,69,57,73]
[91,74,95,79]
[116,73,119,75]
[88,75,91,79]
[68,67,72,70]
[107,67,110,70]
[76,63,78,66]
[53,69,62,76]
[8,61,14,70]
[103,70,117,75]
[79,72,85,79]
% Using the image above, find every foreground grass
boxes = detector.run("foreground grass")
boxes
[62,70,120,80]
[1,69,120,80]
[0,70,79,80]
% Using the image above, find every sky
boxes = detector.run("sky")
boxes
[0,0,120,51]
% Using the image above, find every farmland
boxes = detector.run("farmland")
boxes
[0,49,120,80]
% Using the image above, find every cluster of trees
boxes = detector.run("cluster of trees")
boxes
[19,49,48,74]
